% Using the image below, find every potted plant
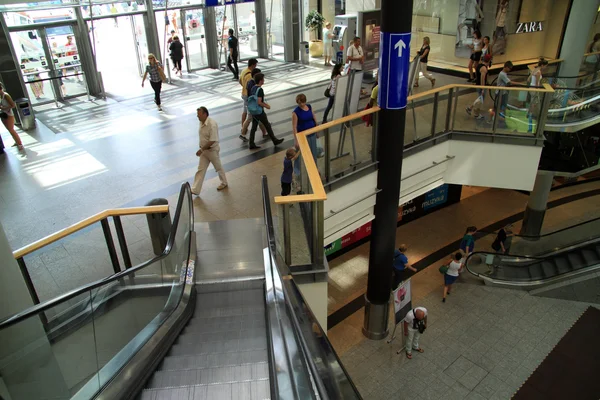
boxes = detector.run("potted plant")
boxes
[305,10,325,57]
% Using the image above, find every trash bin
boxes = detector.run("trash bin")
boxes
[14,98,35,131]
[145,198,172,256]
[300,41,310,65]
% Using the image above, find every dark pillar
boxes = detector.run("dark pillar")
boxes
[520,172,554,237]
[362,0,412,340]
[254,0,269,59]
[0,14,27,100]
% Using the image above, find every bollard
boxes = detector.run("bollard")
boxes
[145,198,172,256]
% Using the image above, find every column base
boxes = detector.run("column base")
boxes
[362,296,390,340]
[520,206,546,237]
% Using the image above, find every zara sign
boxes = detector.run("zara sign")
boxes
[516,21,543,34]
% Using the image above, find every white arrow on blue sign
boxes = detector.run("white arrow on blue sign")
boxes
[378,32,412,110]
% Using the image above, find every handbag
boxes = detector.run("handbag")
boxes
[438,263,449,274]
[158,66,167,82]
[0,111,7,120]
[324,81,332,98]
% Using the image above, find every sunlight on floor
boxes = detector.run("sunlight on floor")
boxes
[73,114,163,141]
[25,149,108,189]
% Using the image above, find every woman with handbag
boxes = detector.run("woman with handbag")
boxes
[322,64,342,124]
[0,82,24,151]
[169,36,184,77]
[442,253,463,302]
[141,53,166,111]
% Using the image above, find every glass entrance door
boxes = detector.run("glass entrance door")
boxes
[132,15,149,76]
[234,1,259,60]
[183,8,207,70]
[45,25,88,100]
[214,4,235,69]
[10,29,55,105]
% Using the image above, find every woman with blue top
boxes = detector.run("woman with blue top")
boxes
[292,94,319,180]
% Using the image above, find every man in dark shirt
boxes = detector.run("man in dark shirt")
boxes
[227,29,239,80]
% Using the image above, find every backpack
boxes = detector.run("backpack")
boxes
[247,85,263,116]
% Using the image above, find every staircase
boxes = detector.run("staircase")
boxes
[140,280,271,399]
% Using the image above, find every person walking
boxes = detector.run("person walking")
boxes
[443,253,463,302]
[141,53,165,111]
[247,73,284,149]
[465,54,491,120]
[227,28,239,80]
[323,22,334,66]
[404,307,427,359]
[467,30,483,82]
[169,36,184,77]
[346,37,364,72]
[322,63,342,124]
[460,226,478,256]
[414,37,435,88]
[392,245,417,290]
[0,83,24,152]
[191,107,228,195]
[292,94,319,177]
[239,58,258,140]
[241,68,268,140]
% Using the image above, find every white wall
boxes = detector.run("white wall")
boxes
[296,281,329,334]
[324,138,543,244]
[444,140,542,191]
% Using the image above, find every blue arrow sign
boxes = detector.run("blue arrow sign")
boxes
[378,32,411,110]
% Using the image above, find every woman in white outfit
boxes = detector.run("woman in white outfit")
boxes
[468,30,483,82]
[0,83,24,151]
[443,253,463,303]
[527,58,548,132]
[323,22,334,66]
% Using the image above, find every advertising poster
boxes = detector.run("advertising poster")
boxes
[454,0,485,59]
[393,279,412,325]
[325,238,342,256]
[361,11,380,72]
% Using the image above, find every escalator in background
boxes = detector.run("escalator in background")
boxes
[465,217,600,290]
[0,180,360,400]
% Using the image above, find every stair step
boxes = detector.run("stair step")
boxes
[148,362,269,389]
[177,327,266,345]
[141,379,270,400]
[192,303,265,319]
[540,260,557,278]
[160,350,268,371]
[169,336,268,357]
[196,279,264,294]
[581,248,600,265]
[196,289,264,309]
[185,314,266,331]
[554,256,573,274]
[528,263,544,280]
[567,252,586,270]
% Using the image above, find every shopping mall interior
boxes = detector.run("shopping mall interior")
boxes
[1,0,600,399]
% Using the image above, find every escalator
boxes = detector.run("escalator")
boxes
[465,217,600,290]
[0,180,361,400]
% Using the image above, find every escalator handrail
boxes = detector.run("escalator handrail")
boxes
[480,215,600,241]
[0,182,194,331]
[261,176,361,400]
[464,235,600,278]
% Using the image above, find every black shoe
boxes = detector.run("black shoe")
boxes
[232,76,239,80]
[273,138,284,146]
[239,135,248,142]
[249,144,261,150]
[467,78,474,82]
[442,298,446,303]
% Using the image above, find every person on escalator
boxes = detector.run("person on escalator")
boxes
[492,224,513,254]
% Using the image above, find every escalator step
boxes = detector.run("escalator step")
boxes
[540,261,558,278]
[183,318,266,335]
[554,257,573,274]
[177,327,266,346]
[567,252,586,270]
[168,335,268,357]
[192,304,265,319]
[581,248,600,265]
[196,289,264,309]
[160,350,268,371]
[528,264,545,280]
[147,362,269,389]
[196,279,265,294]
[140,378,270,400]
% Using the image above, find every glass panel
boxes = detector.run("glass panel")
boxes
[264,0,284,60]
[0,291,99,399]
[4,9,75,27]
[133,14,149,72]
[47,26,87,99]
[406,95,435,145]
[279,203,312,267]
[82,1,147,18]
[184,9,208,69]
[215,4,235,67]
[10,30,55,105]
[235,2,259,60]
[89,16,147,98]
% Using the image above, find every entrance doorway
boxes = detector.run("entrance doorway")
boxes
[88,14,149,99]
[182,8,208,70]
[10,25,88,105]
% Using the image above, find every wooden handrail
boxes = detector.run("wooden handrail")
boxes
[271,82,555,205]
[13,205,170,259]
[583,51,600,57]
[527,58,564,71]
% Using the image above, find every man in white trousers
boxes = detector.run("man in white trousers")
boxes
[403,307,428,359]
[191,106,228,195]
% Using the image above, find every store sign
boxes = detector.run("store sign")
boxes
[516,21,543,34]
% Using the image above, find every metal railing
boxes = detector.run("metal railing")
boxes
[262,175,362,400]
